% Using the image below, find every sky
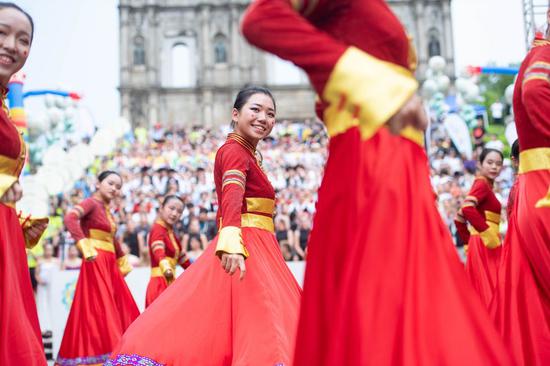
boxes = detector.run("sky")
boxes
[14,0,540,127]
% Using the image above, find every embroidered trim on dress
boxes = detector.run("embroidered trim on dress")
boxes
[103,354,165,366]
[55,353,110,365]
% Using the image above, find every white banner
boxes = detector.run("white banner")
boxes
[505,121,518,147]
[443,114,473,159]
[46,263,306,359]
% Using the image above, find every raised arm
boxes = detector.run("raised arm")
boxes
[241,0,419,140]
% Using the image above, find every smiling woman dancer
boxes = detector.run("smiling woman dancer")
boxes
[55,171,139,366]
[455,148,504,308]
[106,86,301,366]
[241,1,512,365]
[145,194,190,308]
[0,3,48,365]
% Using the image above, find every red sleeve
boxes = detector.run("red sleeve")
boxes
[64,199,96,242]
[461,179,489,233]
[175,236,190,269]
[241,0,346,94]
[114,237,124,259]
[218,145,250,228]
[522,59,550,139]
[149,227,167,264]
[454,210,471,244]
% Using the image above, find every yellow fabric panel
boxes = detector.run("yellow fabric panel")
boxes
[117,255,133,276]
[519,148,550,174]
[0,174,17,202]
[241,213,275,233]
[484,211,501,225]
[245,197,275,215]
[322,47,418,141]
[215,226,249,258]
[89,229,114,243]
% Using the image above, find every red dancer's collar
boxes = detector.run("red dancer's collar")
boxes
[227,133,256,156]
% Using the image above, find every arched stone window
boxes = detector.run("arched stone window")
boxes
[428,29,441,57]
[213,33,228,64]
[172,42,195,87]
[133,35,146,66]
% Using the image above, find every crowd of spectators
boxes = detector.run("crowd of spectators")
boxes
[32,115,514,273]
[34,120,326,271]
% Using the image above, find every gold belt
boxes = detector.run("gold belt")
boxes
[88,229,115,253]
[88,239,115,253]
[241,213,274,233]
[519,147,550,174]
[219,213,275,233]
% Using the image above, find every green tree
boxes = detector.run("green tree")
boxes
[477,64,517,125]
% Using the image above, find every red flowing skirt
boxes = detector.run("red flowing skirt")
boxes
[55,249,139,366]
[0,203,46,365]
[294,128,513,365]
[106,227,301,366]
[490,171,550,365]
[465,235,502,308]
[145,276,168,308]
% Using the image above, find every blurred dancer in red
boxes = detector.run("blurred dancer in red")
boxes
[455,148,503,307]
[145,195,190,307]
[490,8,550,365]
[0,3,47,365]
[56,171,139,366]
[242,1,513,365]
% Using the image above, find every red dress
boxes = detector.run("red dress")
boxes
[106,133,301,366]
[455,177,502,307]
[55,197,140,366]
[242,1,513,365]
[145,220,190,307]
[0,101,46,365]
[490,37,550,366]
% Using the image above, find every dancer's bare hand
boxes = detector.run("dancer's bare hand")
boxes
[220,253,246,280]
[386,95,428,134]
[0,181,22,203]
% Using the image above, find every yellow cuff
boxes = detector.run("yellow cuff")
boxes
[20,216,49,249]
[76,238,98,261]
[215,226,249,259]
[322,47,418,140]
[479,228,501,249]
[159,258,173,273]
[0,174,17,203]
[117,255,133,276]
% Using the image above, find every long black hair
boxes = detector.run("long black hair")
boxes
[98,170,121,183]
[0,2,34,42]
[511,139,520,161]
[161,194,184,207]
[479,148,504,163]
[231,85,276,129]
